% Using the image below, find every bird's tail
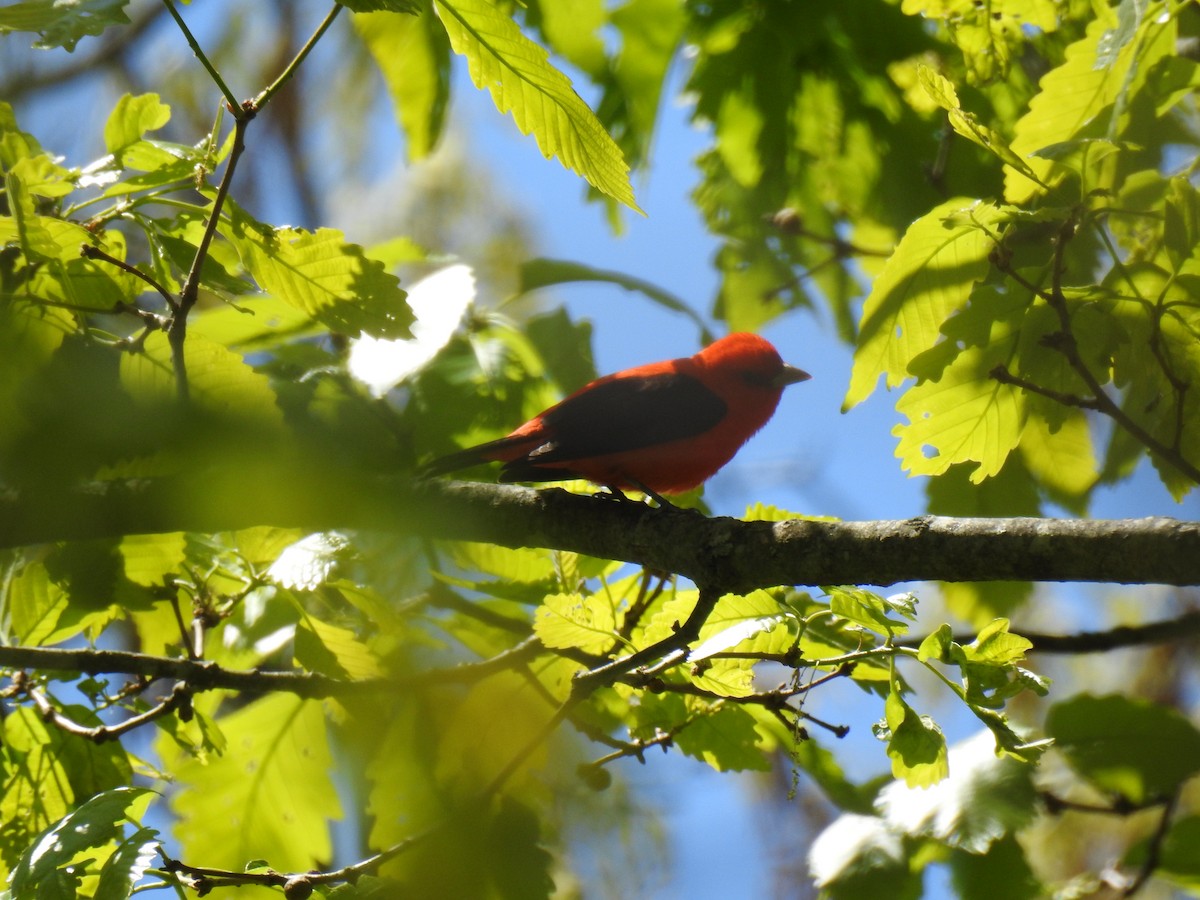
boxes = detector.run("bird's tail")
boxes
[419,435,537,478]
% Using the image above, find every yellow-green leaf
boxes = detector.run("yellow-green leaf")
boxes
[168,695,340,871]
[103,93,170,156]
[226,220,413,339]
[533,592,616,654]
[435,0,641,212]
[355,5,450,161]
[846,200,1008,408]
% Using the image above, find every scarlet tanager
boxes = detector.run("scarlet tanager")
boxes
[423,332,810,499]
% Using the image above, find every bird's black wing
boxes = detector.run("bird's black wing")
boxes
[520,371,727,464]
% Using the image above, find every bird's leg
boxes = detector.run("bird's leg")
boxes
[624,478,675,509]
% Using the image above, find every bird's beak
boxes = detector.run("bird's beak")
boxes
[775,364,811,387]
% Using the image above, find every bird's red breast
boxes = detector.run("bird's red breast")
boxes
[423,332,810,495]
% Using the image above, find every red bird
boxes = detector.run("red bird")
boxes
[423,332,810,499]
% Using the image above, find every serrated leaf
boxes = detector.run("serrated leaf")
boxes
[846,200,1008,408]
[689,658,755,698]
[5,560,69,645]
[672,700,769,772]
[168,695,340,870]
[0,0,130,51]
[893,287,1030,482]
[226,219,412,340]
[0,708,73,837]
[295,615,384,681]
[120,532,186,587]
[1005,8,1173,202]
[10,787,153,895]
[1019,411,1097,514]
[533,592,617,654]
[435,0,641,211]
[448,542,555,583]
[689,611,788,662]
[1047,694,1200,803]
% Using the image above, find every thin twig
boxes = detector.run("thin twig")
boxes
[79,244,178,311]
[27,682,191,743]
[251,4,344,111]
[1123,789,1180,897]
[994,221,1200,486]
[169,111,252,402]
[990,364,1102,411]
[160,0,240,110]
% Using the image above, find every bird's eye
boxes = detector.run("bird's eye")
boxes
[740,370,773,388]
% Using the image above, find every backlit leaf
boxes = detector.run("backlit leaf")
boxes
[435,0,640,211]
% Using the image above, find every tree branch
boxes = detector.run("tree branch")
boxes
[3,473,1200,587]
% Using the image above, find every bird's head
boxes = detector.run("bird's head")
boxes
[697,332,811,392]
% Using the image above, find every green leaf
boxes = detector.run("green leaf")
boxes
[8,153,72,198]
[167,695,340,871]
[448,542,555,584]
[829,586,911,637]
[355,4,450,160]
[120,532,186,587]
[636,694,770,772]
[1046,694,1200,803]
[103,93,170,156]
[5,560,69,645]
[950,834,1043,900]
[225,216,412,339]
[893,285,1029,482]
[524,306,597,394]
[918,623,954,662]
[93,826,160,900]
[1005,7,1174,201]
[434,0,641,211]
[881,690,949,787]
[295,616,385,681]
[1146,815,1200,889]
[962,618,1032,666]
[0,708,74,869]
[10,787,153,896]
[533,0,607,77]
[846,200,1009,408]
[918,64,1046,185]
[0,0,129,51]
[121,331,286,431]
[1019,410,1097,514]
[516,258,712,341]
[533,592,617,654]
